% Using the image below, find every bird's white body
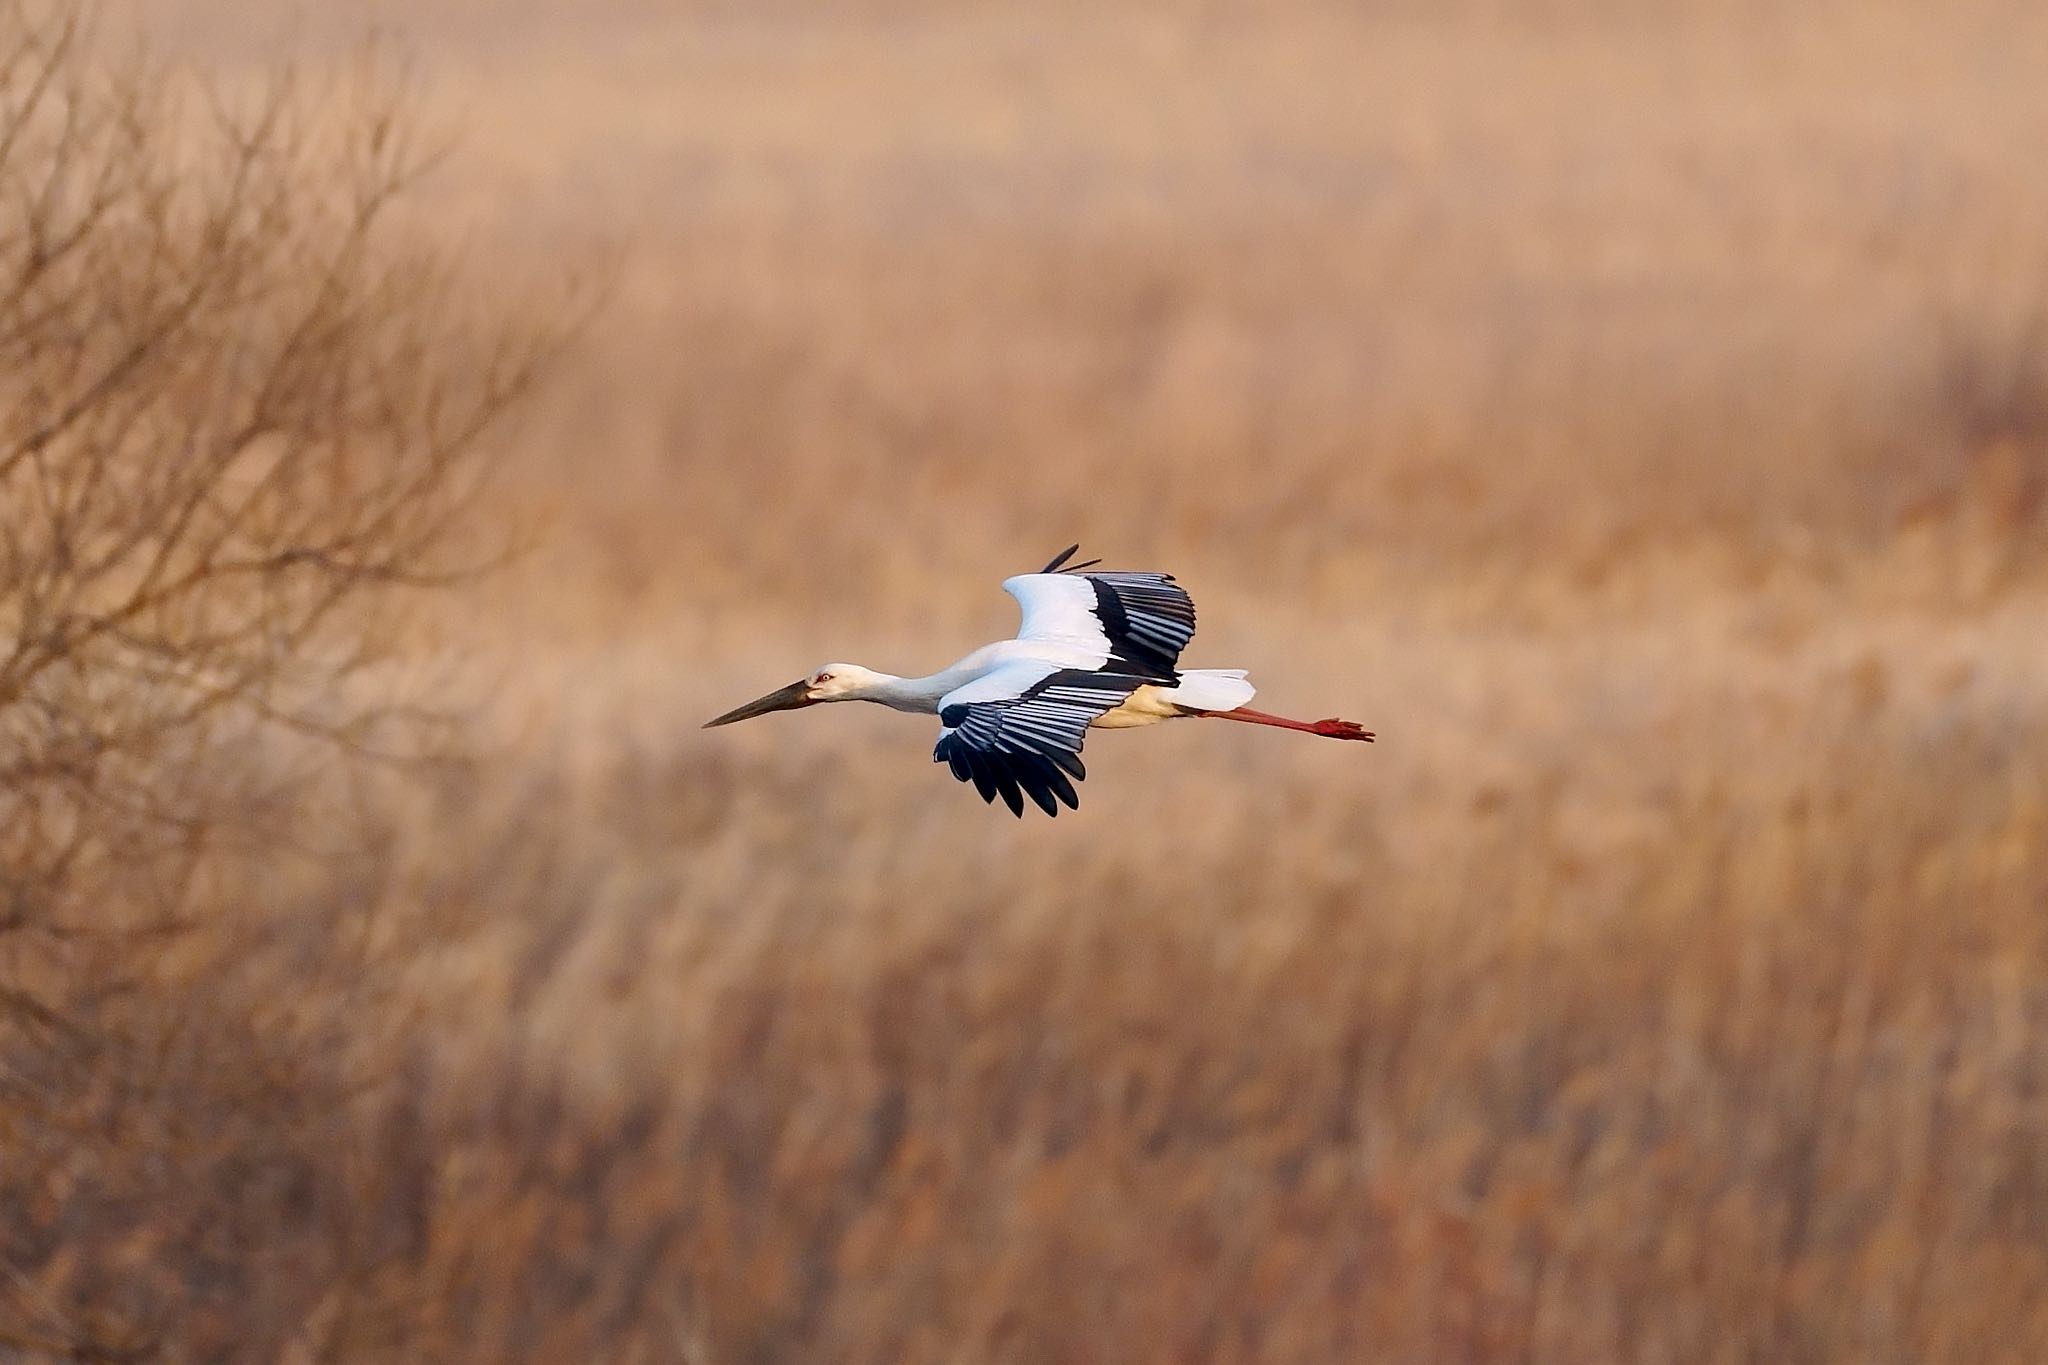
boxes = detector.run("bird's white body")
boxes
[703,546,1369,817]
[1098,672,1257,725]
[808,640,1255,727]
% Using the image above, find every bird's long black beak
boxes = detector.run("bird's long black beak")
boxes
[702,680,815,728]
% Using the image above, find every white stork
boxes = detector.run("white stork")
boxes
[703,545,1374,817]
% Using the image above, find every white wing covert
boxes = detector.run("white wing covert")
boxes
[1003,544,1197,678]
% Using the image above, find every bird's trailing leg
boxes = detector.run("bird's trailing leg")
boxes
[1192,707,1375,741]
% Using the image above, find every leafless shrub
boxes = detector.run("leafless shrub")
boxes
[0,4,554,939]
[0,6,562,1355]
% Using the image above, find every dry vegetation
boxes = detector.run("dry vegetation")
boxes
[6,0,2048,1359]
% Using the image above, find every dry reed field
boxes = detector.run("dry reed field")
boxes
[6,0,2048,1359]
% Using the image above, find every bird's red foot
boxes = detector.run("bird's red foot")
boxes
[1313,719,1375,741]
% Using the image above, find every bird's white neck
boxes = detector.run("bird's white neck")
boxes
[843,665,971,714]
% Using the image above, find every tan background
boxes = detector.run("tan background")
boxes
[47,0,2048,1357]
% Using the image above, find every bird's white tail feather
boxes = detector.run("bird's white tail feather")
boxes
[1169,668,1256,713]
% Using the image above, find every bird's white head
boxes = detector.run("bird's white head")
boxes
[702,662,894,727]
[801,663,891,701]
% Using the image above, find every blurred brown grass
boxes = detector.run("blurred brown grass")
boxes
[7,0,2048,1359]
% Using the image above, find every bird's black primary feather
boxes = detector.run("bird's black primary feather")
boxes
[1087,574,1196,677]
[1038,543,1103,574]
[1027,548,1196,677]
[932,668,1145,817]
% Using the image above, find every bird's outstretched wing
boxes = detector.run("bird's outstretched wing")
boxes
[933,661,1146,817]
[1003,545,1196,678]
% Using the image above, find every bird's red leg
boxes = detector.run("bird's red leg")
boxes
[1191,707,1375,742]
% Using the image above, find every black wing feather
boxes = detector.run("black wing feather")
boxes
[989,765,1025,817]
[1087,573,1196,677]
[1039,543,1103,574]
[966,752,998,804]
[1021,548,1197,677]
[1019,754,1073,814]
[932,669,1145,817]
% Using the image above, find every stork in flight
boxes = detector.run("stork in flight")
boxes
[703,546,1374,817]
